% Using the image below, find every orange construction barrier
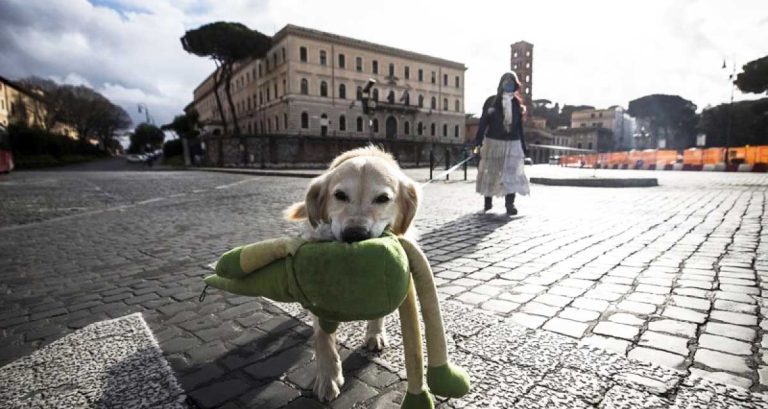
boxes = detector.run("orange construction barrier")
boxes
[747,146,768,164]
[683,148,704,166]
[655,150,677,166]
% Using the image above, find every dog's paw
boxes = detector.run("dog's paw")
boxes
[313,370,344,402]
[364,333,388,352]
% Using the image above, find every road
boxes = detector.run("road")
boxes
[1,163,767,408]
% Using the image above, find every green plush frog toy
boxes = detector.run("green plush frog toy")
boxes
[204,231,470,409]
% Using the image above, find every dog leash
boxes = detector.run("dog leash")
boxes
[421,152,477,186]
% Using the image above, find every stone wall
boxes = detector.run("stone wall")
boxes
[201,134,467,168]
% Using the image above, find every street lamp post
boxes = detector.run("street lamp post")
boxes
[722,59,736,165]
[137,103,152,125]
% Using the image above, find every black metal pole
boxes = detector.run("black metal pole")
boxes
[463,148,468,181]
[429,150,434,180]
[445,148,450,181]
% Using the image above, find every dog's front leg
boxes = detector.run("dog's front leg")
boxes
[312,314,344,402]
[364,317,388,351]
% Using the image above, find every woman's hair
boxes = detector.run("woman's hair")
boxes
[495,72,525,109]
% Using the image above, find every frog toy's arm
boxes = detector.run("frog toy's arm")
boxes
[397,237,470,408]
[214,237,305,279]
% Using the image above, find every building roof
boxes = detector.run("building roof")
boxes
[0,74,45,102]
[274,24,467,70]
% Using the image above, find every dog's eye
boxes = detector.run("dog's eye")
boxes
[374,194,391,204]
[334,191,349,202]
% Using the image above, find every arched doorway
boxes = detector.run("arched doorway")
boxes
[385,116,397,139]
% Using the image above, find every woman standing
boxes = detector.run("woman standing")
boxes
[474,71,530,215]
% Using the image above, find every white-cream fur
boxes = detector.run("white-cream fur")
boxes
[285,146,420,402]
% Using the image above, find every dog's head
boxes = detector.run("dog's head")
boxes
[285,146,420,242]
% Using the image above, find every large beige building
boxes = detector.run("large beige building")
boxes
[192,24,467,144]
[0,75,79,139]
[571,107,636,150]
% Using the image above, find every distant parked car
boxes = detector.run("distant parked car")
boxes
[548,155,560,165]
[125,154,146,163]
[524,157,533,165]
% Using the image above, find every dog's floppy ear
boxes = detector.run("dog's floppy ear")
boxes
[393,177,420,235]
[304,174,330,227]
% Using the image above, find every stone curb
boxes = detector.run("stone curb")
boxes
[529,177,659,188]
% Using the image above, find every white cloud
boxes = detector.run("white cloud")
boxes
[1,0,766,128]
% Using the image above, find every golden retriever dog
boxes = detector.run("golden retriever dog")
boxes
[284,145,420,402]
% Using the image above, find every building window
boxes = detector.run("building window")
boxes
[267,118,272,133]
[418,69,423,82]
[274,82,278,98]
[372,60,378,74]
[339,83,346,99]
[405,66,410,79]
[430,97,436,109]
[320,81,328,97]
[282,47,286,61]
[431,71,436,84]
[443,74,448,86]
[455,99,460,112]
[588,142,593,149]
[258,63,262,76]
[526,62,530,68]
[339,115,346,131]
[266,87,270,102]
[404,121,410,135]
[284,113,288,129]
[443,98,448,110]
[513,64,518,70]
[300,46,307,62]
[356,57,363,72]
[442,124,447,137]
[525,74,530,82]
[430,123,435,136]
[338,54,345,68]
[577,142,582,148]
[525,87,530,95]
[387,90,395,103]
[454,125,459,138]
[455,76,460,88]
[356,86,363,100]
[389,63,395,77]
[513,51,518,58]
[526,50,531,57]
[357,116,363,132]
[417,122,423,136]
[273,52,277,67]
[300,78,308,95]
[372,88,379,101]
[418,95,424,108]
[372,118,379,133]
[275,115,279,131]
[320,50,327,66]
[301,112,309,129]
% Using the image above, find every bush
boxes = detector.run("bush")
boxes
[7,124,103,158]
[163,139,183,157]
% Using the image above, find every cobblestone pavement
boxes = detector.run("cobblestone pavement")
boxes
[1,166,767,408]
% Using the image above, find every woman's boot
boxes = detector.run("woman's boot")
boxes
[505,194,517,216]
[484,197,492,212]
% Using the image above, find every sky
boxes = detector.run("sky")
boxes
[1,0,766,128]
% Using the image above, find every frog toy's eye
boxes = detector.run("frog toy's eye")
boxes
[334,191,349,202]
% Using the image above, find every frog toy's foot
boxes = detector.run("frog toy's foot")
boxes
[426,362,471,398]
[401,389,434,409]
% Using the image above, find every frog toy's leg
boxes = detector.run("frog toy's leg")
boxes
[399,280,434,409]
[398,237,471,400]
[215,237,304,278]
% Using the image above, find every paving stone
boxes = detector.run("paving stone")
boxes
[708,310,757,326]
[571,298,610,312]
[189,378,251,408]
[580,335,630,355]
[638,331,690,356]
[625,292,667,305]
[720,284,760,295]
[330,379,378,409]
[689,368,753,389]
[714,291,756,304]
[455,292,488,305]
[243,346,314,380]
[498,292,535,304]
[593,322,640,341]
[647,320,697,338]
[760,366,768,386]
[478,299,518,314]
[516,385,591,409]
[616,301,656,315]
[672,288,710,299]
[239,381,300,409]
[671,295,711,311]
[558,307,600,323]
[533,293,572,308]
[704,322,756,342]
[521,302,560,317]
[599,384,670,409]
[548,286,586,298]
[543,317,589,338]
[697,334,752,356]
[662,306,707,324]
[628,347,686,370]
[583,289,623,302]
[609,313,645,326]
[694,349,751,374]
[635,284,670,295]
[509,312,547,329]
[713,299,757,314]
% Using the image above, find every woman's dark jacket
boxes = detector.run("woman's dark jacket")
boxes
[474,95,526,153]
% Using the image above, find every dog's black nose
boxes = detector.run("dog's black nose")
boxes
[341,227,370,243]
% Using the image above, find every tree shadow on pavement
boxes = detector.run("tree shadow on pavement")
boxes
[417,212,519,266]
